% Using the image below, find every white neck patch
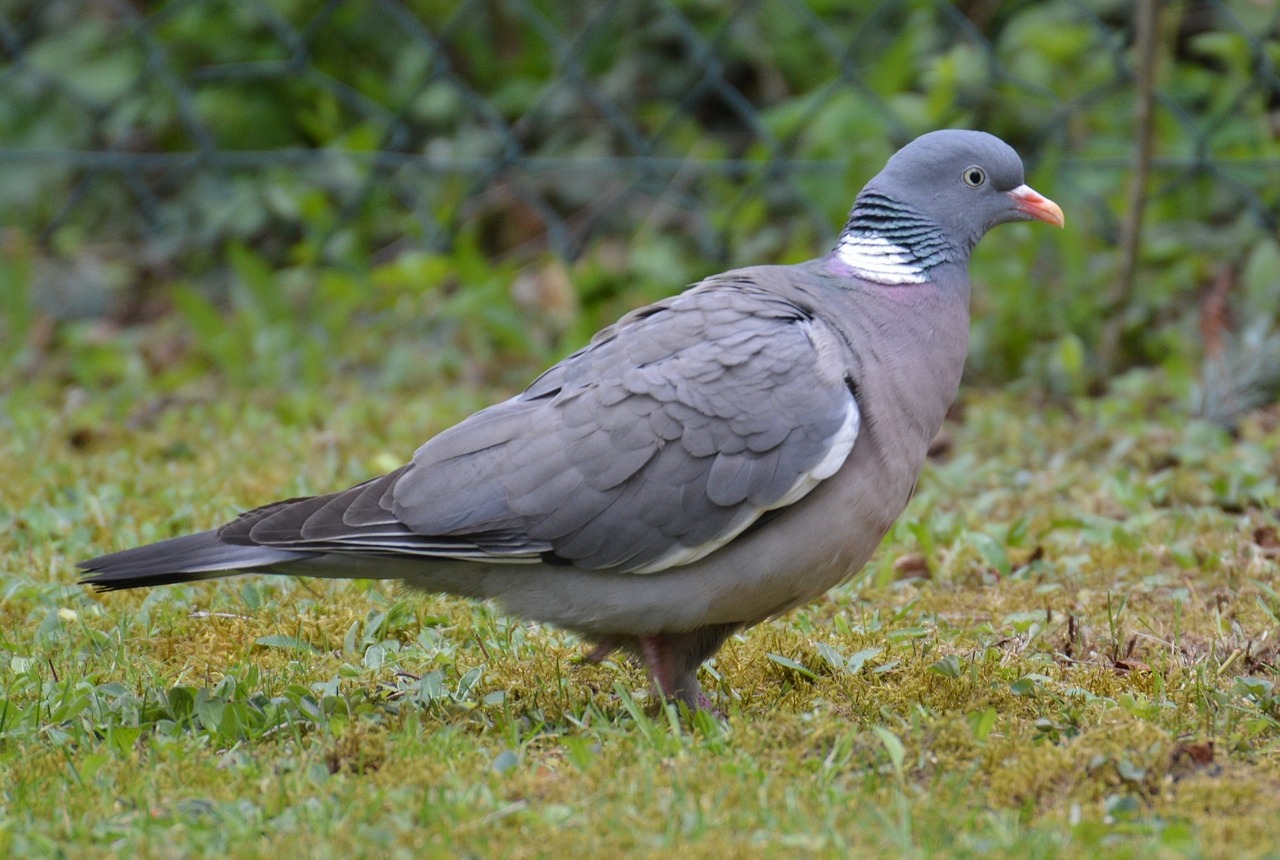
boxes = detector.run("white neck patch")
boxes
[834,234,927,285]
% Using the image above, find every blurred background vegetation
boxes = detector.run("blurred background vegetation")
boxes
[2,0,1280,420]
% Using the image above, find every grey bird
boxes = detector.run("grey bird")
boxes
[81,130,1063,711]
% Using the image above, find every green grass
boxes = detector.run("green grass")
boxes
[3,370,1279,859]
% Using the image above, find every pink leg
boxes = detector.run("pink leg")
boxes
[639,634,713,711]
[639,635,680,698]
[583,636,624,664]
[595,625,739,712]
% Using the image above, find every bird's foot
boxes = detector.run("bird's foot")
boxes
[695,692,723,718]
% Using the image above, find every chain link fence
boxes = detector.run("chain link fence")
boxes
[2,0,1280,387]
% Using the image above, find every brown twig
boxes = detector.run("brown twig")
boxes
[1097,0,1162,376]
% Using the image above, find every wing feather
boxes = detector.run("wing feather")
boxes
[212,273,861,574]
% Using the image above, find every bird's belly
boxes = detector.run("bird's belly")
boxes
[398,442,914,636]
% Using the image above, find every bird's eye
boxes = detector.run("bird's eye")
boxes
[962,166,986,188]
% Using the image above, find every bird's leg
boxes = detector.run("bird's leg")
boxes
[637,623,741,712]
[582,635,625,663]
[639,634,697,707]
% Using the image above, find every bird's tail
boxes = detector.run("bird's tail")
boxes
[78,531,312,591]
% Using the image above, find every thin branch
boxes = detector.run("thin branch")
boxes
[1098,0,1161,376]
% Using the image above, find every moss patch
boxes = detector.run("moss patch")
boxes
[2,380,1279,857]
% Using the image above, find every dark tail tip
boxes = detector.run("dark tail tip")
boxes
[79,531,306,592]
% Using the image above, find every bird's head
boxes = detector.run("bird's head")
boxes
[872,129,1062,243]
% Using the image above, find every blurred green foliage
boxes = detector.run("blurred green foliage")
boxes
[2,0,1280,400]
[4,8,1280,853]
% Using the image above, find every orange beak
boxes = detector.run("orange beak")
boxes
[1008,184,1065,228]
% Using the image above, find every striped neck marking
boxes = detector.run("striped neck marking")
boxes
[835,190,953,285]
[834,235,928,285]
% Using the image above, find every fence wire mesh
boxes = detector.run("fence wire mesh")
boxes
[1,0,1280,318]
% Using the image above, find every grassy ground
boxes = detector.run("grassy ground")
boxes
[2,370,1279,859]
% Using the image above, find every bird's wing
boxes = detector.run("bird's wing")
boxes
[220,272,861,574]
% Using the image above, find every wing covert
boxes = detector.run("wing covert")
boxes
[218,275,862,575]
[479,277,861,572]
